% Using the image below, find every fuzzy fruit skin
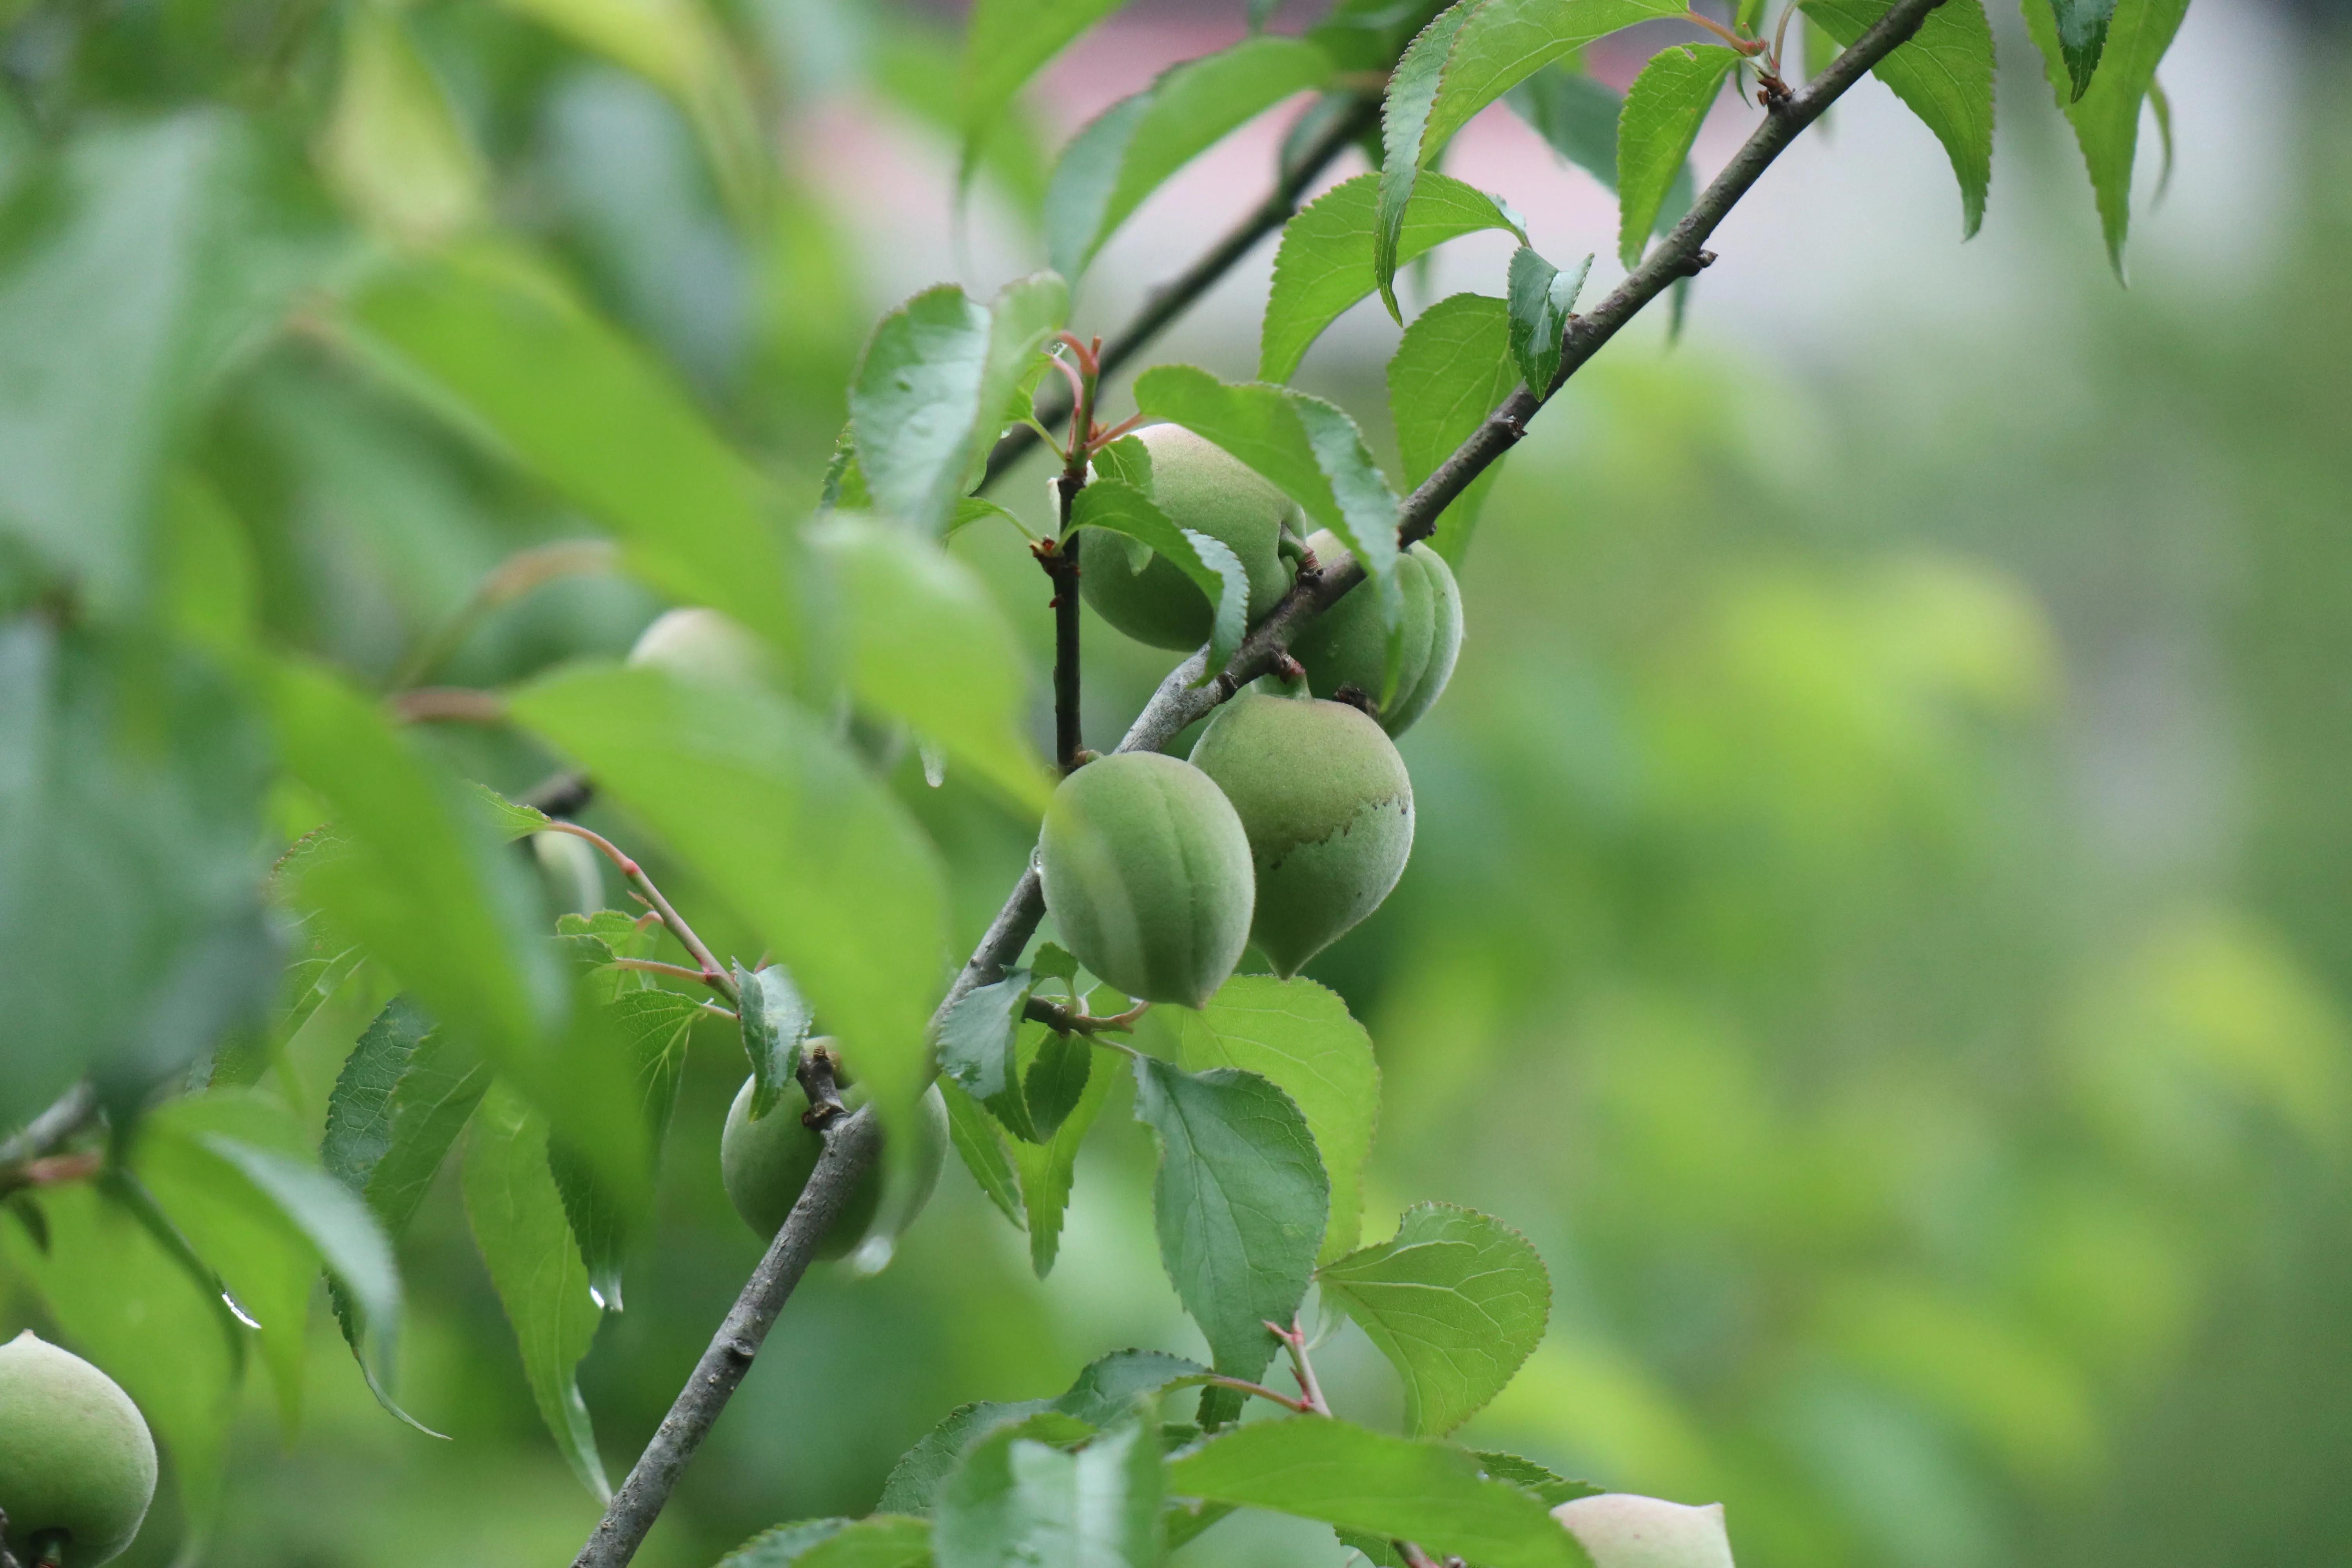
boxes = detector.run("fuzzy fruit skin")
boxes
[720,1068,948,1259]
[0,1331,158,1567]
[1287,531,1463,735]
[1552,1495,1736,1568]
[1187,695,1413,977]
[1078,425,1299,650]
[1037,752,1256,1007]
[627,607,775,686]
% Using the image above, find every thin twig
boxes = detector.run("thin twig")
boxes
[386,687,508,726]
[1266,1315,1332,1418]
[607,957,729,991]
[1038,337,1099,773]
[978,94,1380,493]
[1022,995,1149,1036]
[539,821,739,1005]
[569,6,1950,1556]
[0,1082,98,1169]
[1196,1374,1311,1414]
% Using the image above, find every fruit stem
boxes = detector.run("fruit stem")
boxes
[1265,1314,1332,1418]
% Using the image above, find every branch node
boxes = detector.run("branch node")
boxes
[796,1045,848,1129]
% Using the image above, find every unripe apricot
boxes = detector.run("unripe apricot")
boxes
[720,1067,948,1259]
[1552,1495,1736,1568]
[1287,531,1463,736]
[1037,752,1255,1007]
[1079,425,1300,650]
[0,1332,158,1567]
[1187,695,1412,977]
[627,607,775,686]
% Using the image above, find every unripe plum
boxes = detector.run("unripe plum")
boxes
[1286,531,1463,736]
[1552,1495,1737,1568]
[0,1331,158,1567]
[1187,694,1412,976]
[1037,752,1255,1007]
[627,607,775,686]
[1079,425,1300,650]
[720,1066,948,1259]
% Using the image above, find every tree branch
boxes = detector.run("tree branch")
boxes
[569,1105,881,1568]
[570,5,1947,1556]
[979,94,1380,494]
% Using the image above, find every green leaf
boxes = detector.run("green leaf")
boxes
[464,1082,609,1501]
[1615,44,1739,270]
[493,0,765,221]
[546,985,702,1310]
[942,1079,1027,1227]
[938,969,1041,1141]
[1069,479,1251,678]
[203,1134,401,1336]
[1131,1056,1328,1385]
[322,999,493,1236]
[0,622,277,1127]
[1046,37,1332,279]
[1009,1024,1117,1276]
[1165,1419,1585,1568]
[719,1519,855,1567]
[2018,0,2183,274]
[884,1351,1207,1518]
[1,1183,240,1530]
[1374,0,1685,312]
[1385,294,1518,564]
[2048,0,2116,97]
[849,275,1068,534]
[0,113,333,612]
[739,961,817,1122]
[798,1517,936,1568]
[1260,171,1524,383]
[1806,0,1997,240]
[507,663,950,1171]
[137,1091,332,1438]
[1504,246,1593,398]
[961,0,1129,168]
[935,1406,1163,1568]
[1318,1204,1551,1434]
[319,7,485,244]
[270,659,646,1189]
[1471,1452,1599,1509]
[1131,365,1401,635]
[1175,975,1378,1263]
[806,512,1054,812]
[882,1401,1057,1516]
[341,246,795,648]
[471,782,553,840]
[1024,1031,1092,1141]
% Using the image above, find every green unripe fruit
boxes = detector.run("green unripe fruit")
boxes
[628,607,775,686]
[1187,694,1413,977]
[0,1332,158,1568]
[1078,425,1300,650]
[1286,531,1463,736]
[1552,1495,1736,1568]
[720,1066,948,1259]
[1037,752,1256,1007]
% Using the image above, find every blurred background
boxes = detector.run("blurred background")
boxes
[4,0,2348,1562]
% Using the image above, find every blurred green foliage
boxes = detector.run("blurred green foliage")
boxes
[0,0,2346,1563]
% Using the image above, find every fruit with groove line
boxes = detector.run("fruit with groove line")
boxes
[1078,425,1301,650]
[0,1331,158,1568]
[721,1063,948,1258]
[1037,751,1255,1007]
[1285,530,1463,735]
[1187,693,1413,977]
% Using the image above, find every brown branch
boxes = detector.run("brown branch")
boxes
[386,687,508,726]
[569,4,1950,1556]
[978,94,1380,494]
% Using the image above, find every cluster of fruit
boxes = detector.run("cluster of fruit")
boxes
[1046,426,1461,1007]
[675,426,1467,1266]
